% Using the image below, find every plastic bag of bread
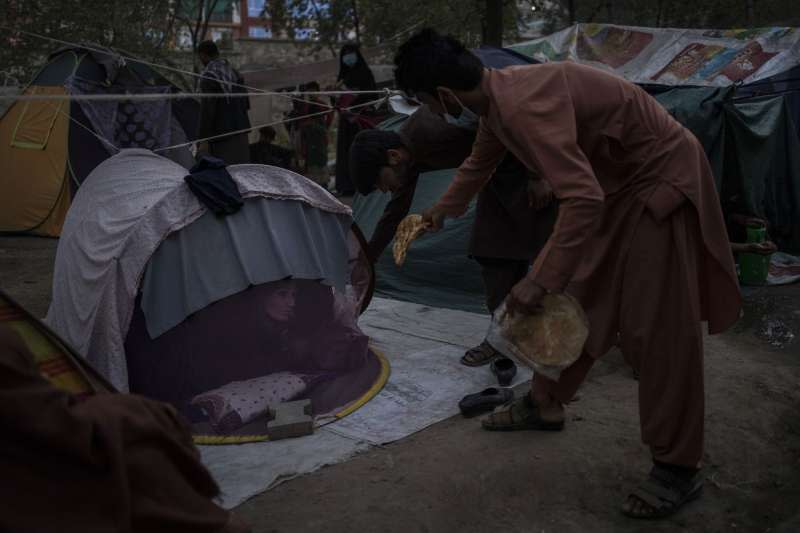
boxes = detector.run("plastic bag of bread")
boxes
[486,293,589,380]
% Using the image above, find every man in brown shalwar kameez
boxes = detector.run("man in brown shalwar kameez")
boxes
[394,29,741,519]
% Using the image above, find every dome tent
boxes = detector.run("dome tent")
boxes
[46,150,386,442]
[0,46,197,236]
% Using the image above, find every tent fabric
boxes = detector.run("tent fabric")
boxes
[653,88,800,252]
[141,198,352,339]
[0,85,71,236]
[125,279,384,435]
[10,87,63,149]
[46,149,353,391]
[0,47,198,236]
[509,23,800,87]
[66,77,182,154]
[0,289,109,397]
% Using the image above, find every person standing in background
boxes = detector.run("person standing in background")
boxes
[298,81,333,187]
[333,43,386,196]
[196,40,251,164]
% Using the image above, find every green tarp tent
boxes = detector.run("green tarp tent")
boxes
[654,87,800,253]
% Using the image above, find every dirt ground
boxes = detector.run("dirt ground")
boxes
[2,235,799,533]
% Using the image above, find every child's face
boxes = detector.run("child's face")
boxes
[264,286,295,322]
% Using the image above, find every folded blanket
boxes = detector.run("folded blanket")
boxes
[192,372,312,434]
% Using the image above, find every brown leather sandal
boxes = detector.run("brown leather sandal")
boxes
[461,340,501,367]
[481,395,565,431]
[621,464,703,519]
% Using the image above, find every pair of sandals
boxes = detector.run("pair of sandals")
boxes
[462,342,702,519]
[481,393,703,518]
[458,341,518,418]
[462,340,517,384]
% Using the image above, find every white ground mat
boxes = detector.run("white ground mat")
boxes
[200,297,532,508]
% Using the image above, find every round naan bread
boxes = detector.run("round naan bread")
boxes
[503,293,589,367]
[393,214,427,266]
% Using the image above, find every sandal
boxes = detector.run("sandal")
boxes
[621,464,703,519]
[459,387,514,418]
[461,340,501,367]
[481,394,565,431]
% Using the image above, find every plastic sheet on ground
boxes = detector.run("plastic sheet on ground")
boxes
[200,297,532,508]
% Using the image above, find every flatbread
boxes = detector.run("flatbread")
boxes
[393,214,427,266]
[502,293,589,368]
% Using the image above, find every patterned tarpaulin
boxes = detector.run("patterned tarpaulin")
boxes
[509,24,800,87]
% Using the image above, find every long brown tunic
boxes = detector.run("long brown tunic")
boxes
[436,62,741,359]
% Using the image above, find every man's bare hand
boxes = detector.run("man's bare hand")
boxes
[528,179,554,210]
[747,241,778,254]
[506,276,546,315]
[422,206,446,232]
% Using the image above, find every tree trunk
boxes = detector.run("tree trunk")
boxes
[199,0,221,45]
[483,0,503,47]
[351,0,361,43]
[567,0,576,25]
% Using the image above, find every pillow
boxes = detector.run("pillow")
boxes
[192,372,308,434]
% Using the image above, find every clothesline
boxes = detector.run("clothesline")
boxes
[0,26,340,108]
[154,95,388,153]
[2,25,394,154]
[48,100,121,152]
[0,88,399,102]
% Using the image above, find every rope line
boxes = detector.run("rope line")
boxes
[48,101,119,152]
[0,88,399,102]
[154,94,388,153]
[0,26,386,108]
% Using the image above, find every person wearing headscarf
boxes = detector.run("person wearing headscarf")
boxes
[196,40,251,165]
[333,43,386,195]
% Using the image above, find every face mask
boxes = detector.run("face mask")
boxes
[342,53,358,67]
[439,90,480,131]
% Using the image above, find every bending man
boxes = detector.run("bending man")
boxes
[394,29,741,519]
[349,105,554,365]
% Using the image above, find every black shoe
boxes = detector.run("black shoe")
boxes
[490,357,517,387]
[458,387,514,418]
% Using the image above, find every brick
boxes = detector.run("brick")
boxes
[266,399,313,440]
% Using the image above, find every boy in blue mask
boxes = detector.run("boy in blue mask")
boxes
[349,105,554,366]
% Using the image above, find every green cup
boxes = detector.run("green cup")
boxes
[745,222,766,244]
